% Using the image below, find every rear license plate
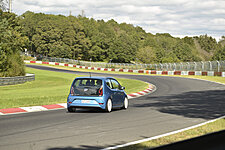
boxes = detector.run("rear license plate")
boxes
[81,100,91,103]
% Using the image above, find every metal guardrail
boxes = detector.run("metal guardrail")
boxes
[38,57,225,72]
[0,74,35,86]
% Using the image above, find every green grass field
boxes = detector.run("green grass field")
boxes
[119,118,225,150]
[25,63,225,85]
[0,67,149,109]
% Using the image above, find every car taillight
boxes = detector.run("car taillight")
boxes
[71,86,75,95]
[98,87,103,96]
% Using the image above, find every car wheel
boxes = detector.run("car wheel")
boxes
[105,99,112,112]
[122,97,128,109]
[68,107,76,112]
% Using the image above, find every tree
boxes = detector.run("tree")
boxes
[0,9,25,77]
[212,46,225,60]
[219,36,225,47]
[173,42,193,61]
[136,46,157,64]
[108,33,137,63]
[18,11,223,64]
[195,34,219,52]
[183,36,195,46]
[49,41,71,58]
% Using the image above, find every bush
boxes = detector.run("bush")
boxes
[0,53,25,77]
[0,9,25,77]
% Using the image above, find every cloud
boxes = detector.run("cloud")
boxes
[12,0,225,40]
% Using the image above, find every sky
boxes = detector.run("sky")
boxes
[11,0,225,41]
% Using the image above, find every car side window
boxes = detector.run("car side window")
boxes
[74,80,80,87]
[110,79,120,90]
[106,79,112,89]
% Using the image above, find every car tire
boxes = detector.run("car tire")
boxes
[122,97,129,109]
[105,99,112,113]
[68,107,76,112]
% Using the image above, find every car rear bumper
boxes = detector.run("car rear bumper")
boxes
[67,96,105,109]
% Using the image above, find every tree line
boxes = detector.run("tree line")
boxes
[18,11,225,63]
[1,8,225,76]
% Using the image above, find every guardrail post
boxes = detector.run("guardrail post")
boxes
[173,63,176,71]
[154,64,157,70]
[201,61,204,71]
[194,62,197,71]
[187,62,190,71]
[165,63,168,70]
[209,61,212,71]
[168,63,171,71]
[217,61,220,72]
[160,63,163,70]
[150,64,152,70]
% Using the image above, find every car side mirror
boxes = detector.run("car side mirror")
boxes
[121,86,125,90]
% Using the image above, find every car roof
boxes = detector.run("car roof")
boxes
[74,76,115,80]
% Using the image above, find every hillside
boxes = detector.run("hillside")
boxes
[193,35,225,61]
[2,10,225,64]
[193,38,213,61]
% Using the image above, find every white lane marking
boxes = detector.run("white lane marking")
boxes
[144,88,151,91]
[0,112,27,116]
[20,106,48,112]
[156,71,162,75]
[102,115,225,150]
[127,83,156,99]
[129,93,140,96]
[222,72,225,77]
[127,95,134,99]
[36,61,42,64]
[137,91,146,95]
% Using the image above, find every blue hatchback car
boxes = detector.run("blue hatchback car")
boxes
[67,77,128,112]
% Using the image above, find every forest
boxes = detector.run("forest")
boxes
[18,11,225,63]
[1,8,225,76]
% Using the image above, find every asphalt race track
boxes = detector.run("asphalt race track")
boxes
[1,65,225,150]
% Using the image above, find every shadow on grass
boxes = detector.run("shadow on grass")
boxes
[133,90,225,119]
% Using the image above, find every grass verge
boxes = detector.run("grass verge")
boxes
[25,63,225,84]
[0,67,149,109]
[118,118,225,150]
[36,63,225,85]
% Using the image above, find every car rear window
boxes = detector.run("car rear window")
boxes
[71,79,102,96]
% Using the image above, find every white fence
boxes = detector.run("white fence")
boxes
[39,57,225,72]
